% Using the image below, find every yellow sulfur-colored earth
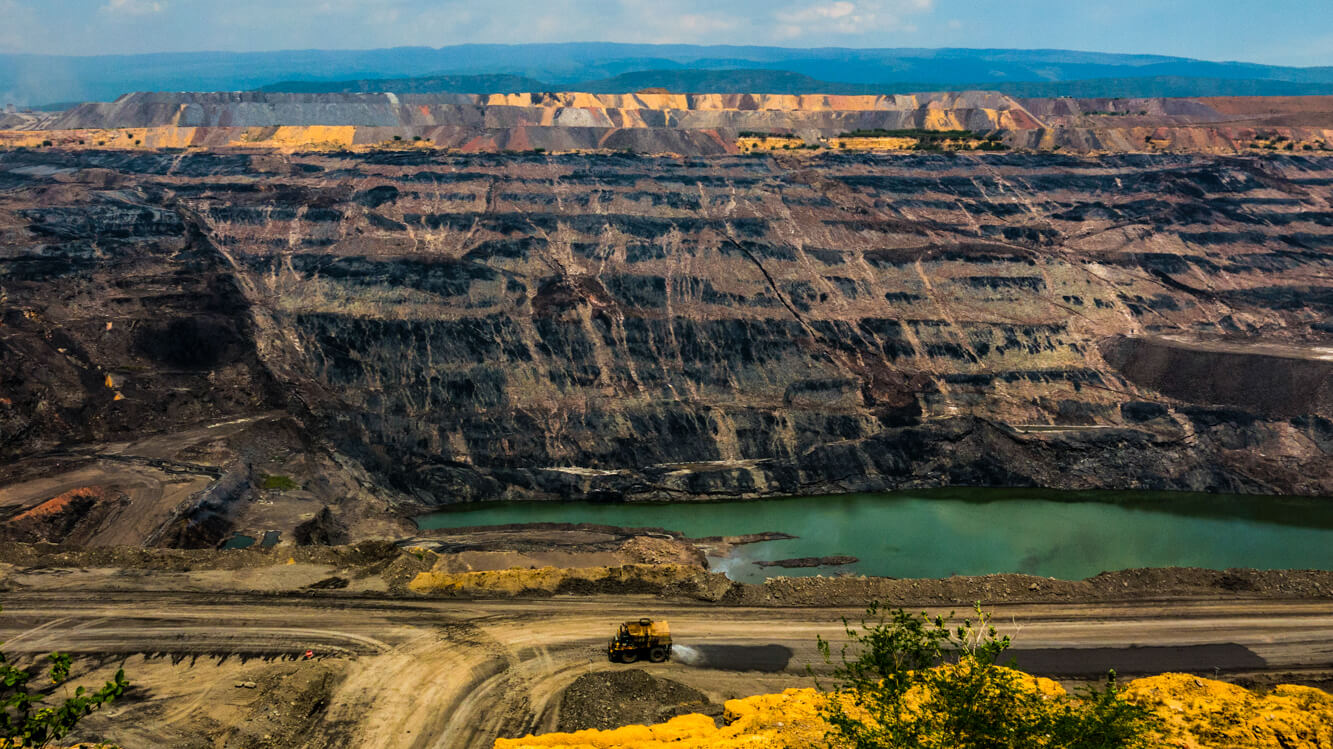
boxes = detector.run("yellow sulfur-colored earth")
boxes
[1126,673,1333,748]
[495,672,1333,749]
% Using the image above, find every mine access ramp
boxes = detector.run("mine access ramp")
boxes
[608,618,671,663]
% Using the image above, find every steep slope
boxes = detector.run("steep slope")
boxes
[9,90,1333,157]
[43,90,1038,131]
[0,149,1330,514]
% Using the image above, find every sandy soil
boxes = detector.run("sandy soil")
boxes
[401,525,706,573]
[0,583,1330,749]
[0,540,1329,747]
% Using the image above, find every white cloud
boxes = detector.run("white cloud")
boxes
[775,0,932,38]
[674,12,740,35]
[0,0,51,53]
[102,0,167,14]
[313,0,399,14]
[405,0,747,46]
[779,0,856,23]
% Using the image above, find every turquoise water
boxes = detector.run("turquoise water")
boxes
[221,533,255,549]
[221,531,281,550]
[416,489,1333,583]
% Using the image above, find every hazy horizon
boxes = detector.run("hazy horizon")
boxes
[1,41,1330,70]
[2,0,1330,67]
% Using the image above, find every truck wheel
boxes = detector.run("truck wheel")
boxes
[620,650,639,664]
[649,647,668,663]
[608,652,619,663]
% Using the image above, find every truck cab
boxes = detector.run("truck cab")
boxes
[607,617,671,663]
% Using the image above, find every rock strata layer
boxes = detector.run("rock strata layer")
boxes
[1,148,1330,512]
[5,91,1333,155]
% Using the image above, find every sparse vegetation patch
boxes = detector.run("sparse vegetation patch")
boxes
[260,474,299,491]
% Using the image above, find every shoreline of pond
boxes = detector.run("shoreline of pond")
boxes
[416,488,1333,583]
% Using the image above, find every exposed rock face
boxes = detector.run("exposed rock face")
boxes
[0,160,282,454]
[7,91,1333,155]
[2,90,1038,155]
[293,506,351,546]
[0,485,128,545]
[1,148,1330,513]
[44,91,1038,131]
[1100,335,1333,418]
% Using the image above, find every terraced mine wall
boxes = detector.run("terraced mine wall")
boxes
[1101,336,1333,418]
[5,91,1333,155]
[0,90,1032,155]
[1,148,1330,508]
[39,91,1038,131]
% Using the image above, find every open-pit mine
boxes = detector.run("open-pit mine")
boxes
[1,89,1331,748]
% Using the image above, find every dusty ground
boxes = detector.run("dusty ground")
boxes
[6,537,1333,604]
[400,524,706,573]
[0,548,1331,748]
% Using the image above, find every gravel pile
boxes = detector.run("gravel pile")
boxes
[556,669,717,732]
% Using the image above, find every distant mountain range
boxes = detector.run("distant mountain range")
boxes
[257,74,549,96]
[5,43,1333,107]
[260,70,1333,99]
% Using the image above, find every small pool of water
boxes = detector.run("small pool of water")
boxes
[220,531,281,550]
[221,533,255,550]
[416,488,1333,583]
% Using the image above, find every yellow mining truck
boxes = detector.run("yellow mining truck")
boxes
[607,618,671,663]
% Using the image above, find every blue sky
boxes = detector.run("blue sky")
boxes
[1,0,1330,66]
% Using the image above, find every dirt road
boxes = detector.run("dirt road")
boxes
[2,590,1331,748]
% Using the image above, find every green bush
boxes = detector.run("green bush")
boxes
[2,606,128,747]
[738,131,800,139]
[260,474,299,491]
[815,602,1157,749]
[838,128,977,139]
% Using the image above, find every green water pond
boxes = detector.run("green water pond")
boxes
[416,488,1333,583]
